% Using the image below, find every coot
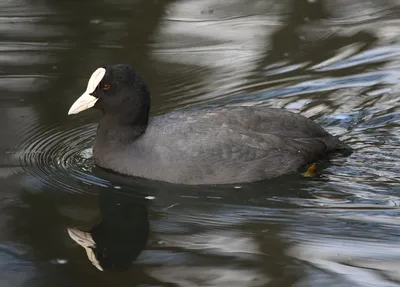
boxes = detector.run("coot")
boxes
[68,64,350,185]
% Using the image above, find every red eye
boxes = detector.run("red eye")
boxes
[103,84,110,90]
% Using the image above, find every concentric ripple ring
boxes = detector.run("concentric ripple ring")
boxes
[18,123,112,194]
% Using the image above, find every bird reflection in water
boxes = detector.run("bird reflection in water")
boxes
[67,190,150,271]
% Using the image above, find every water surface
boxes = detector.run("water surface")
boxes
[1,0,400,286]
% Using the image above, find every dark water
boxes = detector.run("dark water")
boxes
[2,0,400,286]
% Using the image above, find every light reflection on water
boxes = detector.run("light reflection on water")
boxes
[0,0,399,286]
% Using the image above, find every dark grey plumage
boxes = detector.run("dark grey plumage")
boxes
[93,106,348,185]
[75,64,350,185]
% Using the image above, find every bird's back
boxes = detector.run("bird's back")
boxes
[102,107,349,184]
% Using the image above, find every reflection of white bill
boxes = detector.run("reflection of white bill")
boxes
[67,228,103,271]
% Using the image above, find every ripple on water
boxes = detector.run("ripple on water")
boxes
[18,123,112,194]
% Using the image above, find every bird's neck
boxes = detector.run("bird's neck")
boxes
[95,114,148,147]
